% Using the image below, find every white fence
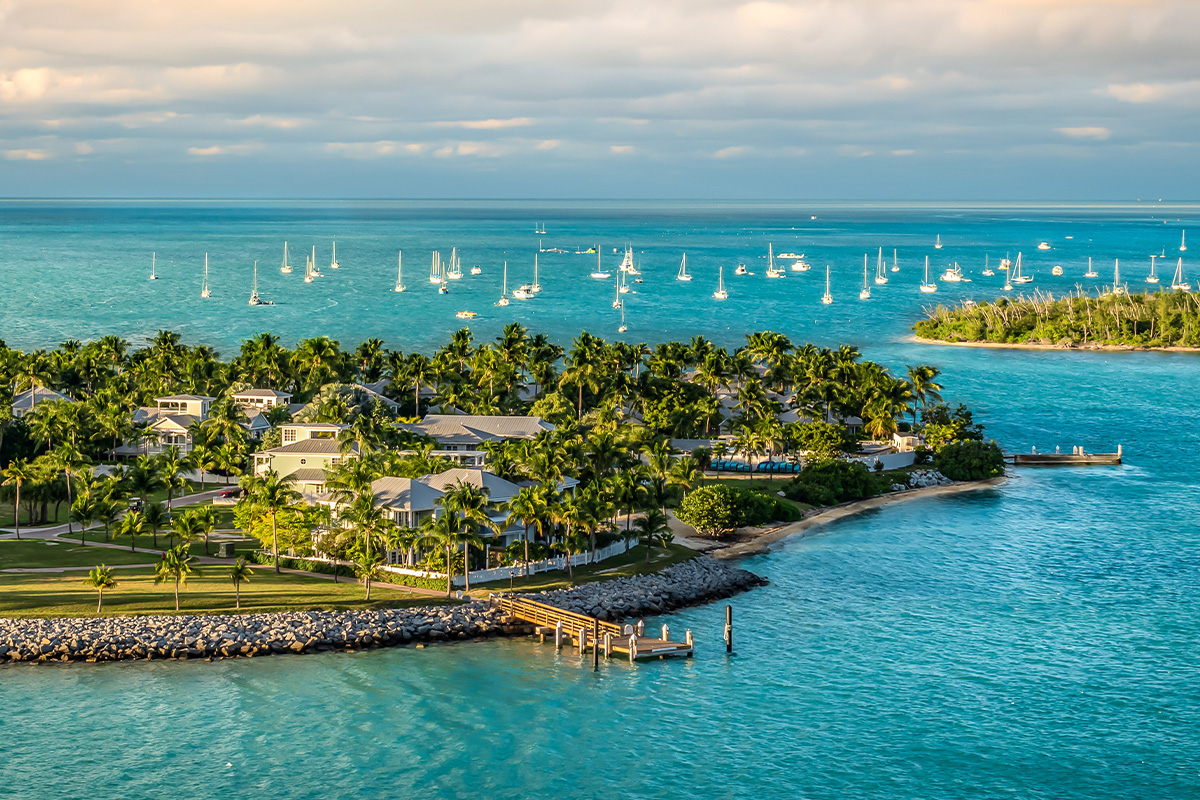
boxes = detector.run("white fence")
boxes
[379,540,629,587]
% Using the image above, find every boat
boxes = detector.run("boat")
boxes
[438,282,449,295]
[201,253,211,298]
[618,268,630,294]
[445,247,463,280]
[330,241,339,270]
[150,252,158,281]
[512,284,534,300]
[934,234,943,250]
[1084,257,1098,278]
[1051,265,1063,276]
[713,265,728,300]
[309,246,321,278]
[280,242,293,274]
[891,249,899,272]
[470,265,482,276]
[534,222,546,235]
[920,256,938,293]
[998,254,1012,271]
[821,264,833,305]
[619,247,636,273]
[734,264,748,275]
[790,257,811,272]
[765,244,785,278]
[874,247,888,284]
[981,255,994,277]
[591,250,610,280]
[303,254,314,284]
[249,261,272,305]
[1146,255,1160,284]
[859,258,871,300]
[1112,259,1125,296]
[940,263,964,282]
[430,252,444,284]
[778,252,803,259]
[1181,230,1187,253]
[1037,242,1051,250]
[531,253,542,293]
[394,250,405,293]
[455,311,477,319]
[618,302,627,333]
[1011,253,1033,284]
[612,271,622,308]
[676,253,692,282]
[1171,258,1191,291]
[496,261,509,305]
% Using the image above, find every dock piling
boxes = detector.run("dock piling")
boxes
[636,619,645,636]
[724,605,733,654]
[629,634,638,662]
[592,619,599,670]
[555,620,563,649]
[661,623,670,642]
[603,632,612,658]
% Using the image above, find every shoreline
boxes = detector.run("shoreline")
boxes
[912,335,1200,354]
[712,476,1008,559]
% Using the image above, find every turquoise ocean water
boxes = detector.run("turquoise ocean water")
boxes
[2,201,1199,798]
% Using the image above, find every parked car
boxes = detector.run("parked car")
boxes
[217,488,242,499]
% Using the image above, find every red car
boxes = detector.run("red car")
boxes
[217,488,242,499]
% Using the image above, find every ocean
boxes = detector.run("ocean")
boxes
[2,200,1198,798]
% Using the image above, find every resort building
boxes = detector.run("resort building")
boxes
[399,414,555,466]
[232,388,293,410]
[253,422,358,497]
[126,394,216,454]
[10,386,73,419]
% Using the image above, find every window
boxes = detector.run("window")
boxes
[299,458,307,465]
[283,429,297,443]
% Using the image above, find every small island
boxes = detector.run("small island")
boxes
[913,290,1200,350]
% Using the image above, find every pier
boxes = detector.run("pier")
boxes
[1007,444,1122,466]
[491,596,694,661]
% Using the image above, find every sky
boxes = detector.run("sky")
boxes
[0,0,1197,200]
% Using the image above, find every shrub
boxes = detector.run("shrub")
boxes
[676,484,800,538]
[783,459,878,507]
[933,439,1006,482]
[788,421,856,459]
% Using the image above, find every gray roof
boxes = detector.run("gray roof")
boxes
[157,394,215,402]
[407,414,554,444]
[234,388,293,399]
[370,477,444,512]
[415,468,520,503]
[288,468,329,483]
[260,438,348,456]
[11,386,72,411]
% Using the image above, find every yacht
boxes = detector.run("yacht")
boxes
[455,311,477,319]
[1084,257,1098,278]
[612,272,622,308]
[920,256,938,293]
[1051,265,1064,276]
[790,257,811,272]
[981,255,994,277]
[891,249,900,272]
[874,247,888,285]
[821,264,833,305]
[1171,258,1191,291]
[734,264,748,275]
[303,254,314,284]
[394,250,405,293]
[998,254,1012,271]
[496,260,509,305]
[765,244,785,278]
[618,302,627,333]
[429,252,444,284]
[249,261,272,305]
[309,246,321,278]
[445,247,463,280]
[590,251,610,280]
[512,284,535,300]
[1037,242,1052,250]
[940,263,964,282]
[934,234,943,250]
[438,282,449,295]
[201,253,211,298]
[329,241,339,270]
[280,242,293,274]
[778,251,803,259]
[713,265,728,300]
[1146,255,1160,284]
[1182,230,1187,253]
[471,265,482,275]
[1112,259,1125,296]
[859,259,871,300]
[676,253,692,282]
[150,252,158,281]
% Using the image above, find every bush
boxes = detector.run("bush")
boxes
[788,421,856,459]
[676,484,800,538]
[783,460,878,507]
[933,439,1006,482]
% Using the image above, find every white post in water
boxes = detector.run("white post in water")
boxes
[629,634,638,662]
[661,623,670,641]
[685,629,693,647]
[555,621,563,649]
[636,619,645,636]
[604,632,612,658]
[1118,444,1123,457]
[578,627,587,654]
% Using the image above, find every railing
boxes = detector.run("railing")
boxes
[491,596,623,637]
[380,540,630,587]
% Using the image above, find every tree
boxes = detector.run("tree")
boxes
[170,509,205,549]
[633,508,673,563]
[500,486,543,575]
[155,544,199,612]
[239,470,302,572]
[229,556,254,610]
[143,502,169,549]
[789,421,855,460]
[83,565,117,614]
[933,439,1005,481]
[439,480,496,588]
[419,512,466,596]
[675,485,741,539]
[350,546,386,601]
[69,492,97,545]
[117,510,145,551]
[1,458,35,539]
[156,447,189,518]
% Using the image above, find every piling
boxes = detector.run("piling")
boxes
[628,633,638,662]
[592,619,599,670]
[724,605,733,654]
[603,632,612,658]
[555,620,563,649]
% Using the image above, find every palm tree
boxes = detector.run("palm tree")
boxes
[143,502,168,549]
[239,470,302,572]
[2,458,35,539]
[83,565,117,614]
[49,442,88,536]
[156,447,188,517]
[906,365,944,427]
[419,512,465,596]
[69,493,97,545]
[154,544,199,612]
[439,480,497,584]
[229,557,254,610]
[170,509,204,550]
[350,547,386,601]
[117,510,145,551]
[500,486,543,575]
[634,508,672,564]
[92,404,132,460]
[188,443,219,492]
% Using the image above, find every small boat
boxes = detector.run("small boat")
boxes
[1051,265,1063,276]
[445,247,463,280]
[821,264,833,305]
[470,265,482,276]
[394,250,405,293]
[676,253,692,282]
[713,265,728,300]
[1146,255,1160,284]
[859,258,871,300]
[999,254,1012,271]
[1037,242,1051,250]
[455,311,477,319]
[941,263,964,282]
[330,241,339,270]
[1171,258,1191,291]
[981,255,994,277]
[1112,259,1125,296]
[619,247,639,274]
[531,253,542,293]
[765,244,784,278]
[920,256,938,293]
[438,282,449,295]
[309,246,321,278]
[496,261,509,306]
[618,302,627,333]
[778,252,803,260]
[891,249,899,272]
[512,284,534,300]
[1084,257,1098,278]
[534,222,546,235]
[201,253,211,298]
[734,264,748,275]
[934,234,943,250]
[303,254,314,284]
[612,271,622,308]
[430,252,444,284]
[591,250,610,280]
[1011,253,1033,284]
[1181,230,1187,253]
[1003,264,1013,291]
[874,247,888,284]
[790,258,811,272]
[249,261,272,305]
[150,252,158,281]
[280,242,293,274]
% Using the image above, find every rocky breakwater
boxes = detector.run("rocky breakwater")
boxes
[0,603,526,665]
[526,556,766,621]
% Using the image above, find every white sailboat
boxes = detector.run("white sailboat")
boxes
[1085,256,1098,278]
[891,249,900,272]
[1003,264,1013,291]
[1171,257,1191,291]
[309,246,321,278]
[1010,253,1033,284]
[612,271,622,308]
[618,302,627,333]
[394,250,405,293]
[445,247,463,280]
[821,264,833,305]
[676,253,692,282]
[330,241,339,270]
[619,268,630,294]
[859,258,871,300]
[1112,258,1125,296]
[874,247,888,284]
[429,252,443,284]
[496,261,509,305]
[934,234,943,250]
[532,252,542,293]
[920,256,938,293]
[201,253,211,298]
[1146,255,1160,284]
[713,265,728,300]
[280,242,293,274]
[590,250,610,280]
[303,253,314,283]
[1182,230,1188,252]
[765,243,784,278]
[149,252,158,281]
[982,255,994,277]
[248,261,271,305]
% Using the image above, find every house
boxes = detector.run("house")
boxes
[124,394,216,454]
[253,423,357,496]
[232,388,293,411]
[399,414,555,466]
[10,387,73,419]
[891,432,925,453]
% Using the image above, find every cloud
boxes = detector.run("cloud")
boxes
[436,118,534,130]
[4,149,50,160]
[713,146,750,159]
[233,114,308,129]
[891,149,915,156]
[325,141,423,158]
[610,145,634,154]
[74,142,94,155]
[1101,80,1200,104]
[186,144,261,156]
[535,139,560,150]
[1058,126,1111,141]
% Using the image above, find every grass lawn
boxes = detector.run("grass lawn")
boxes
[0,480,210,532]
[475,543,697,594]
[75,526,260,560]
[0,567,454,618]
[0,539,158,570]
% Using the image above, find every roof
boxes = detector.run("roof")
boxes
[283,422,346,432]
[11,386,72,410]
[288,468,329,483]
[369,477,444,512]
[242,410,272,431]
[406,414,553,444]
[149,414,199,432]
[157,394,215,402]
[234,388,293,399]
[415,468,520,502]
[260,439,350,456]
[354,383,399,410]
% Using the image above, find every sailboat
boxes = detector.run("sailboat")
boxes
[618,302,627,333]
[249,261,272,305]
[1171,257,1191,291]
[618,268,629,294]
[612,271,622,308]
[330,241,339,270]
[590,251,610,280]
[891,249,900,272]
[150,252,158,281]
[821,264,833,305]
[429,252,443,284]
[934,234,943,250]
[496,261,509,305]
[1146,255,1160,284]
[1011,253,1033,284]
[534,222,546,235]
[920,256,938,293]
[713,265,728,300]
[280,242,293,274]
[874,247,888,284]
[1003,263,1013,291]
[394,250,405,293]
[1182,230,1188,253]
[1085,256,1098,278]
[765,244,784,278]
[677,253,692,282]
[201,253,211,298]
[982,255,994,277]
[531,253,542,293]
[859,259,871,300]
[445,247,463,280]
[309,246,321,278]
[1112,259,1125,296]
[303,253,314,283]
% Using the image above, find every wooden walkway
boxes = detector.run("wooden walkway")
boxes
[491,595,694,661]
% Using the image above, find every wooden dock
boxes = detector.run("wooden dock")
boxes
[1008,444,1122,466]
[491,595,694,661]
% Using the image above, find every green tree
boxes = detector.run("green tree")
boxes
[1,458,35,539]
[143,502,169,549]
[155,544,200,612]
[633,508,673,563]
[229,556,254,610]
[83,565,117,614]
[675,484,741,539]
[239,470,302,573]
[350,546,386,601]
[117,510,145,551]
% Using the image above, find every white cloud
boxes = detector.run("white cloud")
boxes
[233,114,308,129]
[713,146,750,159]
[436,118,534,130]
[1058,126,1111,141]
[1101,80,1200,104]
[325,141,423,158]
[535,139,560,150]
[74,142,94,155]
[4,149,50,160]
[610,145,634,154]
[187,144,261,156]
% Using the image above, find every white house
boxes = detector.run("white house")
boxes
[232,388,293,410]
[11,386,73,419]
[253,423,357,497]
[399,414,555,466]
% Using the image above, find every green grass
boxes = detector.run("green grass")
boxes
[0,539,159,570]
[475,543,697,594]
[75,526,260,560]
[0,481,211,532]
[0,567,455,618]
